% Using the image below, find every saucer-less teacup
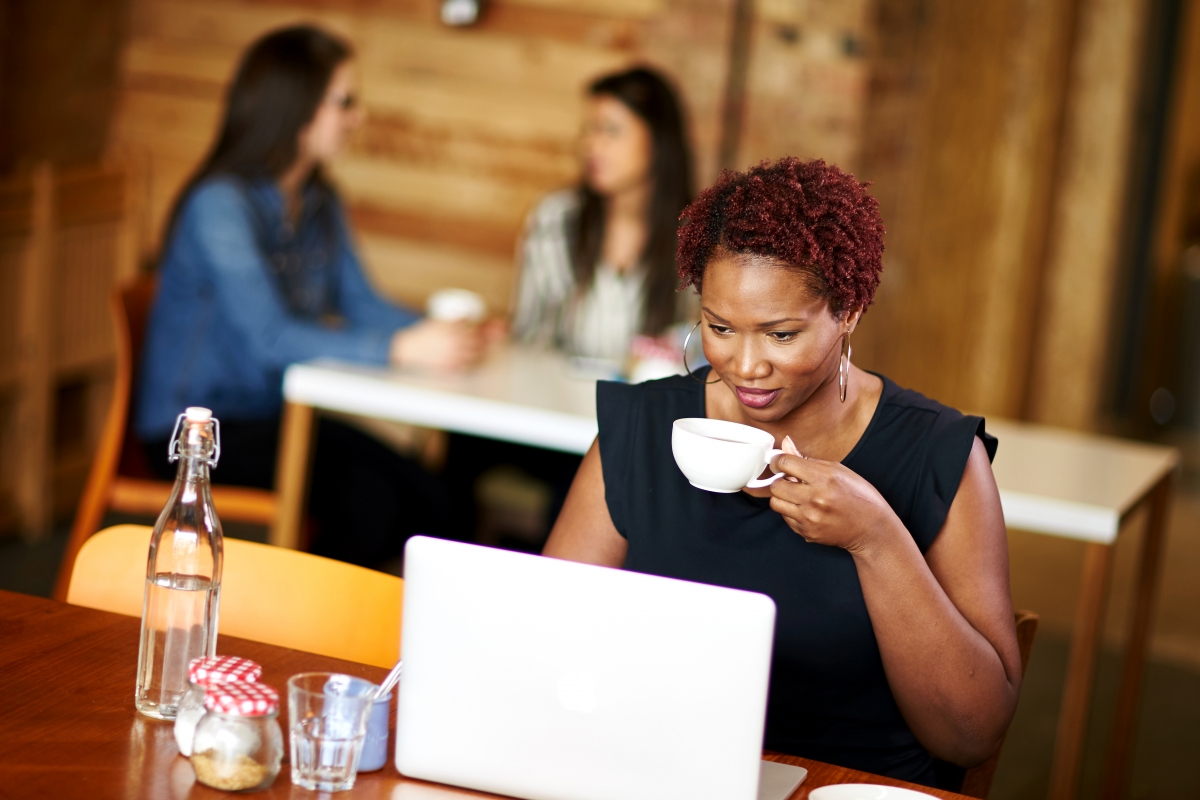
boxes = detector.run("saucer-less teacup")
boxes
[672,418,786,493]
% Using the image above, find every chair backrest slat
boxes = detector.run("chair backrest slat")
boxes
[115,276,158,479]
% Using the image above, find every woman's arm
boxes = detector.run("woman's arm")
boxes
[769,438,1021,766]
[329,210,483,370]
[184,182,396,368]
[331,203,421,332]
[542,439,628,567]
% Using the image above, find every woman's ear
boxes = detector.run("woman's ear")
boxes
[845,307,864,336]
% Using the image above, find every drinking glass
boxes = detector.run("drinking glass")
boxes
[287,673,375,792]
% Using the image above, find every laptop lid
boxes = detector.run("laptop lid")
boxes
[396,537,777,800]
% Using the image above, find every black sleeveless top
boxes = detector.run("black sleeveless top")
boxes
[597,370,996,789]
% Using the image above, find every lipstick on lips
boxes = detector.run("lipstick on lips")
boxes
[735,386,781,409]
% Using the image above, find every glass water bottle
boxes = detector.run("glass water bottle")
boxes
[135,407,224,720]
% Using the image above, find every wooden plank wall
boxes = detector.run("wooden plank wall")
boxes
[733,0,873,171]
[1134,0,1200,426]
[0,0,129,174]
[95,0,1157,430]
[1027,0,1151,430]
[851,0,1078,418]
[850,0,1150,429]
[107,0,745,315]
[108,0,890,316]
[0,0,1168,534]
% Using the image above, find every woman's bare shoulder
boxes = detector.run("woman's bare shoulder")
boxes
[542,439,628,568]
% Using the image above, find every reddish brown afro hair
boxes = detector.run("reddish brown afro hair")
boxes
[676,157,884,316]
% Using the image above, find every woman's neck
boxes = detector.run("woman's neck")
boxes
[776,368,880,461]
[601,180,652,273]
[278,158,315,223]
[605,179,651,222]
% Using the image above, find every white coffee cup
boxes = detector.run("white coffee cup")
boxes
[427,288,486,323]
[671,418,786,493]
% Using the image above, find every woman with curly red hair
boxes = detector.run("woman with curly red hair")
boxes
[544,157,1020,791]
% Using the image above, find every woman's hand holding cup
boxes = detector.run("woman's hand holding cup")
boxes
[390,319,484,372]
[670,419,902,554]
[767,437,901,553]
[389,288,491,372]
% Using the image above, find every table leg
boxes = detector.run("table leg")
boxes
[270,402,315,550]
[1100,475,1173,800]
[1048,541,1113,800]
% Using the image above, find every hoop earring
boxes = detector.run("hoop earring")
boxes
[839,332,852,403]
[683,321,721,384]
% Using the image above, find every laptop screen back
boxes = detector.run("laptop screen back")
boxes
[396,537,777,800]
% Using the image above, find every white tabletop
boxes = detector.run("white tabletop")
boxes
[986,419,1177,544]
[283,350,1179,545]
[283,347,599,455]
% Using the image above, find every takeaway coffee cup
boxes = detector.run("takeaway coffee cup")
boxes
[671,418,786,493]
[427,288,486,323]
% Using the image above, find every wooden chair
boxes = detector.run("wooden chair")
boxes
[959,609,1040,798]
[66,524,401,668]
[52,276,279,601]
[0,166,51,536]
[1,162,141,537]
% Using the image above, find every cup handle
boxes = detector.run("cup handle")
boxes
[745,448,787,488]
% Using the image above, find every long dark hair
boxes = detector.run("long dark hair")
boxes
[165,25,351,236]
[574,67,693,336]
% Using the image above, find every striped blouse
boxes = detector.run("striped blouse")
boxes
[511,190,649,362]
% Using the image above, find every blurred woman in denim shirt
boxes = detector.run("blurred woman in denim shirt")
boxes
[136,25,479,566]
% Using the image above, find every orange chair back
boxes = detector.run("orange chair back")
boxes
[66,525,401,668]
[114,276,159,479]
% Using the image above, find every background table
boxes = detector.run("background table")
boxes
[272,348,599,552]
[0,591,972,799]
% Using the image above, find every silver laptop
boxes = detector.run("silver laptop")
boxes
[396,537,806,800]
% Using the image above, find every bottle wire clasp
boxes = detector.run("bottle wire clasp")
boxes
[167,413,221,467]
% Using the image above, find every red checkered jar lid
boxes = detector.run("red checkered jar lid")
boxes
[203,681,279,716]
[188,656,263,686]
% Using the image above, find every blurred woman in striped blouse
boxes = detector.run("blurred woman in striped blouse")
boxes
[445,67,696,547]
[511,66,695,363]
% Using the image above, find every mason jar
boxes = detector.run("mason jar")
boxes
[175,655,263,757]
[190,682,283,792]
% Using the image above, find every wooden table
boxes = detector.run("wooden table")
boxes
[274,353,1180,800]
[0,591,970,799]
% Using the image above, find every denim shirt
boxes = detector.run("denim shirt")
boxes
[134,176,419,438]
